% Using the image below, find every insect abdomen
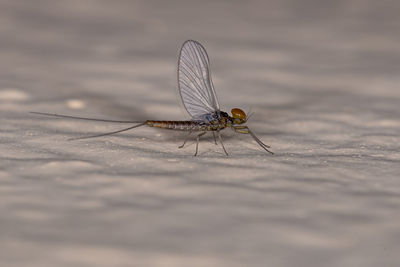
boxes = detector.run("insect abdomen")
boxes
[146,120,207,131]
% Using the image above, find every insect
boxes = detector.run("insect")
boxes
[32,40,273,156]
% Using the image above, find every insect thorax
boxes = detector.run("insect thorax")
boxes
[201,111,233,131]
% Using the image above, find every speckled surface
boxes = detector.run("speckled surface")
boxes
[1,1,400,266]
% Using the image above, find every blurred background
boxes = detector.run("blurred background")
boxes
[2,0,399,117]
[1,1,399,267]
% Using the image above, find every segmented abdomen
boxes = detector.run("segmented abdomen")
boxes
[146,120,209,131]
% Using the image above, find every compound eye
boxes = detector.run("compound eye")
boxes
[231,108,246,120]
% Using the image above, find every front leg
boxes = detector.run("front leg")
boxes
[232,126,273,154]
[233,125,250,134]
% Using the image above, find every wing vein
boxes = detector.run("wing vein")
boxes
[178,40,220,119]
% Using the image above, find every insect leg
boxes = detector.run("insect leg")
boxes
[248,129,273,154]
[212,131,218,145]
[217,131,229,156]
[194,132,206,156]
[179,131,192,148]
[233,126,273,154]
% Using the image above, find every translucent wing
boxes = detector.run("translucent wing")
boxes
[178,40,220,119]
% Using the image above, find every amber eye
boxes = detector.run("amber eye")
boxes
[231,108,246,120]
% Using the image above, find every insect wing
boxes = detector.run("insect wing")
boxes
[178,40,220,119]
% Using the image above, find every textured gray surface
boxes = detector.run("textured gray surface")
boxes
[1,1,400,266]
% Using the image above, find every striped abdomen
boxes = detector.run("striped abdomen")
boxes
[146,120,209,131]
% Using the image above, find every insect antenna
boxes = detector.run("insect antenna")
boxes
[68,123,146,141]
[30,112,141,123]
[247,111,255,121]
[245,107,255,122]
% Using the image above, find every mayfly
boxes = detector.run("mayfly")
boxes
[32,40,273,156]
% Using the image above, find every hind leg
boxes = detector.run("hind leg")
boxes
[194,132,206,156]
[179,131,192,148]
